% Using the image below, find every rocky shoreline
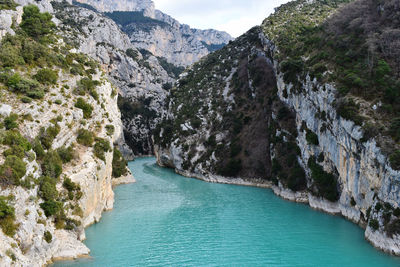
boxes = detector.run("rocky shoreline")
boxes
[47,173,135,266]
[158,161,400,257]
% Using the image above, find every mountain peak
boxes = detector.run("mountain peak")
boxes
[75,0,155,13]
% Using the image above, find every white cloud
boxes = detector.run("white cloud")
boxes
[153,0,291,37]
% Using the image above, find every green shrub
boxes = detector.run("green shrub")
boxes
[389,151,400,171]
[75,98,93,119]
[0,44,24,67]
[39,124,60,150]
[41,151,63,178]
[0,198,15,219]
[76,129,94,146]
[3,145,25,159]
[40,200,62,217]
[26,89,44,99]
[308,156,339,202]
[0,216,18,237]
[32,138,45,160]
[63,177,79,192]
[126,48,138,60]
[56,146,74,163]
[3,131,31,151]
[39,176,58,201]
[74,78,100,100]
[44,230,52,243]
[112,147,127,178]
[280,57,304,84]
[0,198,17,237]
[20,174,35,189]
[4,113,18,130]
[105,125,115,136]
[21,96,33,103]
[369,219,379,231]
[0,156,27,185]
[20,5,55,40]
[306,129,319,146]
[0,0,18,10]
[33,68,58,84]
[93,138,111,161]
[6,73,42,97]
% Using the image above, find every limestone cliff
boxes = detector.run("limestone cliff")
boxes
[51,0,175,156]
[155,0,400,256]
[0,1,133,265]
[75,0,233,66]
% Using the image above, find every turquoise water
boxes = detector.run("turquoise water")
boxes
[53,157,400,267]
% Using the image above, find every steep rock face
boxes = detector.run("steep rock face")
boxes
[155,0,400,256]
[120,10,233,66]
[52,1,173,156]
[0,2,134,265]
[0,58,129,267]
[155,27,288,181]
[76,0,233,66]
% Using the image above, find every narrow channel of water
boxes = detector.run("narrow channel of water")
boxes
[53,157,400,266]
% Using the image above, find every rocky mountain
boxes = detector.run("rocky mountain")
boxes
[75,0,154,13]
[51,0,174,157]
[75,0,233,66]
[74,0,155,15]
[67,0,232,155]
[155,0,400,256]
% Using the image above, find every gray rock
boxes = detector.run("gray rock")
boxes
[0,104,12,117]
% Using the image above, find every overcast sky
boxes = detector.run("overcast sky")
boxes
[152,0,291,37]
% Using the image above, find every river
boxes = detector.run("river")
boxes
[53,157,400,266]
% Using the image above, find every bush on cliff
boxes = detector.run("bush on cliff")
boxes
[39,124,60,150]
[112,147,128,178]
[0,156,27,186]
[20,5,56,41]
[77,129,94,146]
[306,129,319,146]
[39,176,58,201]
[369,219,379,231]
[40,200,62,217]
[75,98,93,119]
[0,0,18,10]
[41,151,63,178]
[93,138,111,162]
[4,114,18,130]
[57,146,75,163]
[308,156,339,202]
[33,68,58,85]
[0,198,18,237]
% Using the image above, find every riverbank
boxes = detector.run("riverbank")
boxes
[47,173,135,266]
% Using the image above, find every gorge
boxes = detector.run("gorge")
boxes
[0,0,400,266]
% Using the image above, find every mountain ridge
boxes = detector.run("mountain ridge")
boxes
[75,0,233,66]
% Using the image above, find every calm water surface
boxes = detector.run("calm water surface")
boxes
[53,157,400,267]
